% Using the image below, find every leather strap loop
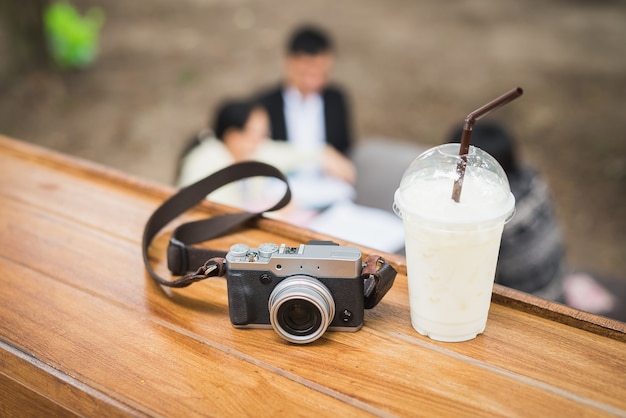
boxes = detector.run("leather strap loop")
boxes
[362,255,397,309]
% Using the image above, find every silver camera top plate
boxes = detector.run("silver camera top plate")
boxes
[226,242,362,279]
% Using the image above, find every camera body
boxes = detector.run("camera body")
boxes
[225,241,364,343]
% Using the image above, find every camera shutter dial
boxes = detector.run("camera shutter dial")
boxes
[258,243,279,258]
[229,244,250,257]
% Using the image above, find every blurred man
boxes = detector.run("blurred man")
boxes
[256,24,353,160]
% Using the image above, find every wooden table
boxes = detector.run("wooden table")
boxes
[1,135,625,417]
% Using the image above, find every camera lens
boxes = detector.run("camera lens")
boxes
[279,300,322,335]
[268,276,335,344]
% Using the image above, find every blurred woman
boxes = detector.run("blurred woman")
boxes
[177,98,355,214]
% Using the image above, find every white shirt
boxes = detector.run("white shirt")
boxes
[282,87,326,151]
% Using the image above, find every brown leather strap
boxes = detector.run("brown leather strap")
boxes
[142,161,291,288]
[362,255,397,309]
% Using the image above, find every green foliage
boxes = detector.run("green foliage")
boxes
[43,1,105,68]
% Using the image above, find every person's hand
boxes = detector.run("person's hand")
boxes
[322,146,356,185]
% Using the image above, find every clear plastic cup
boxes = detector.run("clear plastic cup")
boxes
[393,143,515,342]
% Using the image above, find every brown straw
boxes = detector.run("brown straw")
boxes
[451,87,524,202]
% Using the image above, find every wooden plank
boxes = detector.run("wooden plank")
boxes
[491,284,626,342]
[0,258,376,417]
[0,372,79,418]
[1,198,624,416]
[2,134,624,341]
[0,256,617,417]
[366,293,626,412]
[1,340,139,417]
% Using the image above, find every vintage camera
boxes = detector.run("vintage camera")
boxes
[225,240,365,344]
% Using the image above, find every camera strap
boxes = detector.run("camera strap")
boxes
[142,161,290,288]
[142,161,396,308]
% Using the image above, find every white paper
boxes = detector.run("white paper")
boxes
[307,200,405,253]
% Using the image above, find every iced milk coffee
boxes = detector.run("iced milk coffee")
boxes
[394,144,515,342]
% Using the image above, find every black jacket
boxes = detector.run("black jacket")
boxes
[256,84,352,155]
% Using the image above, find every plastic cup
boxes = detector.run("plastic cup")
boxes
[393,143,515,342]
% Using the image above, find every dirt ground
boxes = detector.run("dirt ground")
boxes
[1,0,625,285]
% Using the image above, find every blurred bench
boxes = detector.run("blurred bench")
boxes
[352,137,427,213]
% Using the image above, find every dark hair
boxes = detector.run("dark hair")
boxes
[212,100,256,140]
[446,121,520,175]
[287,25,333,55]
[175,99,257,182]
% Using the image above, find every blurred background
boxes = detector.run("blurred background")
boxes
[1,0,625,286]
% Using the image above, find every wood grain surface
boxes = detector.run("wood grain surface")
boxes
[1,135,624,417]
